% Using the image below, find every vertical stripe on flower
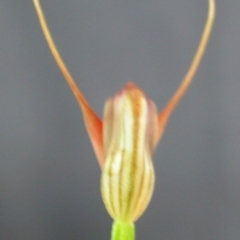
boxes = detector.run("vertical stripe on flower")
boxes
[101,83,158,222]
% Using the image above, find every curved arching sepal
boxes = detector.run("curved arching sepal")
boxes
[33,0,104,167]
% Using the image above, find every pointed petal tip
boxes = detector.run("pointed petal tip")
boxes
[115,82,145,97]
[125,82,138,89]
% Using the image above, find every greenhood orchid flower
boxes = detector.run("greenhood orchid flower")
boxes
[33,0,215,239]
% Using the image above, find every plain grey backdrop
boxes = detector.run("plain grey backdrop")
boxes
[0,0,240,239]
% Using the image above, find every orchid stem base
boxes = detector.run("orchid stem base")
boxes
[111,220,135,240]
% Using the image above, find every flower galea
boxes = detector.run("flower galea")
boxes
[102,83,158,222]
[33,0,215,239]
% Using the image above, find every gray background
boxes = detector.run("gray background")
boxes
[0,0,239,239]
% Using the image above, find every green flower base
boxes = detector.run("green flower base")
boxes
[111,221,135,240]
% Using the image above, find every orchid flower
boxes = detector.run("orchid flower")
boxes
[33,0,215,239]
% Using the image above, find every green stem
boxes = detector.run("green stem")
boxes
[111,221,135,240]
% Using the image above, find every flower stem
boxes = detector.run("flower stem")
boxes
[111,221,135,240]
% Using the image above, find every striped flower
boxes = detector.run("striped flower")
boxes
[33,0,215,238]
[101,83,159,222]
